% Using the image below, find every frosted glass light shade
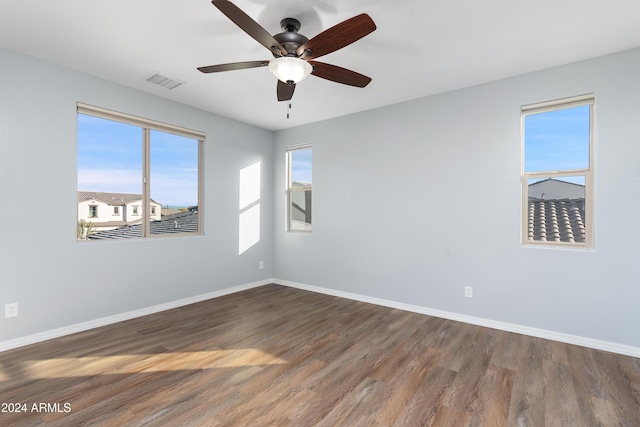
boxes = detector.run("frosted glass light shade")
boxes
[268,57,313,83]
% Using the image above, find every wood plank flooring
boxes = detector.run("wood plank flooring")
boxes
[1,284,639,426]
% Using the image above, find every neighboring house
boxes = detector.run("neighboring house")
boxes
[78,191,162,232]
[291,181,312,231]
[527,179,586,243]
[528,178,585,199]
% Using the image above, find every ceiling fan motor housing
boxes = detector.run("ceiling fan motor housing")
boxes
[274,18,309,57]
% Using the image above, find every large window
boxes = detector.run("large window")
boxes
[522,94,594,247]
[77,103,204,240]
[286,145,312,232]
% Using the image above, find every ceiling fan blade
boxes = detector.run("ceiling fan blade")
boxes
[277,80,295,101]
[198,60,269,73]
[212,0,287,56]
[296,14,376,60]
[309,61,372,88]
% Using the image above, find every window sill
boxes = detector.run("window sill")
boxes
[521,243,595,253]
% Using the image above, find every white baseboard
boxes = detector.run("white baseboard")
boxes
[4,278,639,358]
[0,279,270,352]
[273,279,640,358]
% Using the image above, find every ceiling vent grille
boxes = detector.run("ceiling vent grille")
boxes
[146,73,184,90]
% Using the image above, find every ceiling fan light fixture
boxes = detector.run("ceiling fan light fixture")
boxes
[268,57,312,84]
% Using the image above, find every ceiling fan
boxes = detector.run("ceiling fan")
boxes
[198,0,376,102]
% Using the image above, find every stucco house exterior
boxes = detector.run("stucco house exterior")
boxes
[528,178,585,199]
[77,191,162,232]
[290,181,311,232]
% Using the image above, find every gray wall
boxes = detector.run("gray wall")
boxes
[273,48,640,348]
[0,48,274,342]
[3,46,640,351]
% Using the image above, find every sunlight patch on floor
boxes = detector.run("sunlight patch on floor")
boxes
[18,349,288,379]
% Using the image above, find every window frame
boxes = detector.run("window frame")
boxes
[285,144,312,233]
[77,103,205,240]
[521,94,594,248]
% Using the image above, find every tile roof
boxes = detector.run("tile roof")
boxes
[527,197,585,243]
[86,219,142,228]
[78,191,160,205]
[86,209,198,240]
[84,196,585,244]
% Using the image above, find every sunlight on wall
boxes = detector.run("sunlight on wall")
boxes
[17,349,288,379]
[239,161,261,255]
[239,204,261,255]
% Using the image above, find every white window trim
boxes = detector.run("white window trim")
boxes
[521,94,595,248]
[77,103,205,239]
[77,103,205,141]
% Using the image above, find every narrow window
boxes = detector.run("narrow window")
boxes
[77,103,204,240]
[522,95,594,247]
[89,205,98,218]
[286,145,312,232]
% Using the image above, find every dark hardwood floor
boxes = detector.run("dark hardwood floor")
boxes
[1,284,639,426]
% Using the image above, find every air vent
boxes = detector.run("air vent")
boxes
[146,73,184,90]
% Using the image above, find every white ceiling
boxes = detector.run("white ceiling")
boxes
[2,0,639,131]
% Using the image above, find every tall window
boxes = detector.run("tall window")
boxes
[522,94,594,247]
[286,145,312,232]
[77,103,204,240]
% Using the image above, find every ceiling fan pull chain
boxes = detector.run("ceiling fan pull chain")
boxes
[287,102,292,119]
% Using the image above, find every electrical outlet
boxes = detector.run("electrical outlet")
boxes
[5,303,18,318]
[464,286,473,298]
[259,261,264,270]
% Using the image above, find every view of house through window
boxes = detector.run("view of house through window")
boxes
[522,95,593,247]
[77,105,203,240]
[286,145,312,232]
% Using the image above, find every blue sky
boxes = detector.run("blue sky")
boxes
[290,147,312,183]
[79,105,583,206]
[524,104,590,173]
[149,130,199,207]
[77,114,198,207]
[78,114,313,207]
